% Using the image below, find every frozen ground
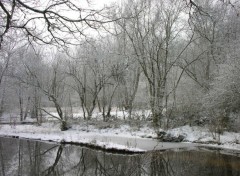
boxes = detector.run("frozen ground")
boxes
[0,119,239,153]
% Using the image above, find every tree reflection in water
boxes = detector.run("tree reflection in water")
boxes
[0,137,239,176]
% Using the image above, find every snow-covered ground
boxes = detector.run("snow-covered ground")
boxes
[166,125,240,151]
[0,109,239,153]
[0,120,239,153]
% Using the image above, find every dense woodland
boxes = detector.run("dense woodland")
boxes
[0,0,240,132]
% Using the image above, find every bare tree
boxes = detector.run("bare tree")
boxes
[13,48,69,130]
[67,42,105,120]
[101,56,127,121]
[10,48,44,122]
[113,21,142,119]
[41,57,68,130]
[115,0,193,128]
[0,39,20,116]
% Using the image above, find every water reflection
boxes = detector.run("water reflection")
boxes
[0,137,239,176]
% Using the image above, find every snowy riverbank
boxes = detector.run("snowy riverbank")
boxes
[0,121,240,153]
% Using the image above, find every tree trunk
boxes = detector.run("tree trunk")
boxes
[19,93,24,121]
[24,97,31,120]
[0,85,6,117]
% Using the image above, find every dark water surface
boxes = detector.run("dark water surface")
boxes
[0,137,239,176]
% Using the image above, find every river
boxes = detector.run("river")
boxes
[0,137,239,176]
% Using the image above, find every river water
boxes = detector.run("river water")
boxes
[0,137,239,176]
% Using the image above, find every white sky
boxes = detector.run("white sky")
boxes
[90,0,118,8]
[79,0,119,9]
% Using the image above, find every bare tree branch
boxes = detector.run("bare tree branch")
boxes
[0,0,120,49]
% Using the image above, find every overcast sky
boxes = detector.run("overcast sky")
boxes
[90,0,119,9]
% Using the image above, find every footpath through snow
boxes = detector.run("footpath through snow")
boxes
[0,122,239,153]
